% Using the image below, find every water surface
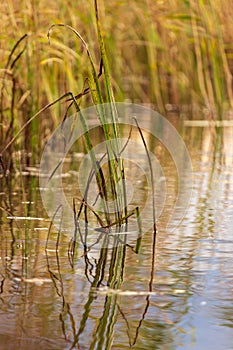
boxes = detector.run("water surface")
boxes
[0,122,233,349]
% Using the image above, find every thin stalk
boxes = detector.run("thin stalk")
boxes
[135,206,142,254]
[190,1,210,110]
[133,118,157,236]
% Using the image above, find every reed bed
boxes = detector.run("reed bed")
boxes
[0,0,232,127]
[0,0,233,173]
[0,0,156,233]
[1,2,231,346]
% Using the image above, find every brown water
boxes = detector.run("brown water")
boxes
[0,123,233,350]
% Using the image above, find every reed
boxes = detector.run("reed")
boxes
[1,0,232,156]
[2,0,229,250]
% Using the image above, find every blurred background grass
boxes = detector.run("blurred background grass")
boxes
[1,0,233,165]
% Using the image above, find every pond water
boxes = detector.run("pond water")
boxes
[0,119,233,350]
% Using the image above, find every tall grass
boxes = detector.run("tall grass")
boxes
[0,0,232,177]
[0,0,231,235]
[0,0,232,130]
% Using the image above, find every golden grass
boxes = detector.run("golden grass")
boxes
[0,0,232,154]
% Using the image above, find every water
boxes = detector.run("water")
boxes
[0,122,233,349]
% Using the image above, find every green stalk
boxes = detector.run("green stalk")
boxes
[94,0,127,222]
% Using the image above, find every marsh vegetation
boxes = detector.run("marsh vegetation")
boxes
[1,0,233,172]
[0,1,233,349]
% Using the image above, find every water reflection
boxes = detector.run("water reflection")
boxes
[0,124,233,349]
